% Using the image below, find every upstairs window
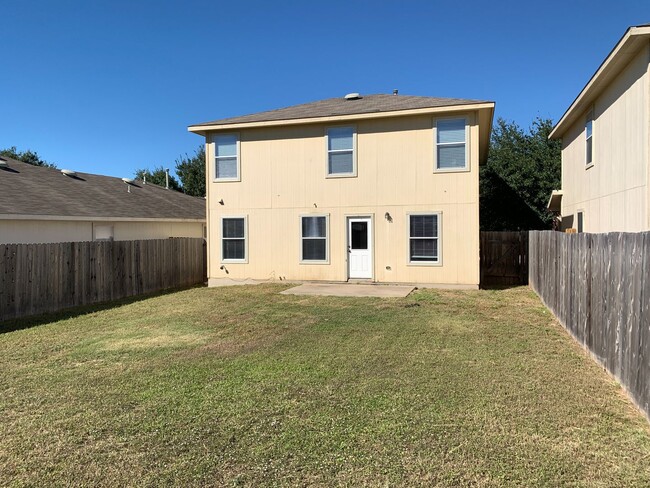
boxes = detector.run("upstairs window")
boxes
[301,215,328,262]
[435,118,468,171]
[585,110,593,166]
[222,217,246,262]
[576,211,584,233]
[327,127,356,176]
[408,214,440,264]
[215,134,240,181]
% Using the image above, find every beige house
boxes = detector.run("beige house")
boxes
[549,24,650,233]
[0,157,205,244]
[189,93,494,288]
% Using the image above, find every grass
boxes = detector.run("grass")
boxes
[2,284,650,486]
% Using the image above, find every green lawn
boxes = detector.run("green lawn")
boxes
[2,284,650,487]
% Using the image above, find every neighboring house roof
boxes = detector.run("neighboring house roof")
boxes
[0,158,205,221]
[189,94,492,129]
[550,24,650,139]
[189,93,495,164]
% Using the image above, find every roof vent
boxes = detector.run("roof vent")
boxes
[61,169,77,177]
[0,158,7,167]
[344,92,362,100]
[122,177,135,184]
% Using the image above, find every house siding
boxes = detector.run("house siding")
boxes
[560,42,650,233]
[205,112,482,286]
[0,220,204,244]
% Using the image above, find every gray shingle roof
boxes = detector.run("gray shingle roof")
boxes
[190,93,491,127]
[0,158,205,220]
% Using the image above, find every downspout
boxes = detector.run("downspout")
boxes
[647,40,650,230]
[204,142,211,284]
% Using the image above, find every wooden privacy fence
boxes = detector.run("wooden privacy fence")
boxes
[1,238,206,322]
[480,231,529,287]
[529,230,650,417]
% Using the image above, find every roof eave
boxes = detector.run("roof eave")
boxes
[547,190,563,212]
[478,103,496,165]
[188,102,496,134]
[550,25,650,139]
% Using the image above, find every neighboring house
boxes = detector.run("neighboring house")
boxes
[189,93,494,288]
[549,24,650,233]
[0,157,206,244]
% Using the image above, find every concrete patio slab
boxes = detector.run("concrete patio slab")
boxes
[280,283,415,298]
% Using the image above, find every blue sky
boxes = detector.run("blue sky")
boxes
[1,1,648,179]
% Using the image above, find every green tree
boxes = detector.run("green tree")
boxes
[135,166,181,191]
[175,146,205,197]
[480,117,561,230]
[0,146,57,168]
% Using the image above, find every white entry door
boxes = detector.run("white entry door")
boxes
[348,217,372,279]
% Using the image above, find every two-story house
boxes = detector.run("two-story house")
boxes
[189,93,494,288]
[549,24,650,233]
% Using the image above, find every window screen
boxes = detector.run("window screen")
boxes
[585,111,593,166]
[327,127,354,175]
[222,217,245,260]
[302,216,327,261]
[215,134,239,179]
[436,119,467,170]
[409,214,439,262]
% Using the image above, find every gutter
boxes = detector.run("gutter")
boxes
[0,214,205,223]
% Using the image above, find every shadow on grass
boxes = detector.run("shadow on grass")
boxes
[479,283,529,291]
[0,285,206,334]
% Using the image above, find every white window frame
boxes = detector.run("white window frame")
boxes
[407,212,442,266]
[221,215,248,263]
[213,133,241,182]
[300,214,330,264]
[433,116,470,173]
[325,126,357,178]
[585,109,594,169]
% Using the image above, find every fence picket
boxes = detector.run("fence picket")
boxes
[0,238,206,322]
[530,230,650,419]
[480,231,529,286]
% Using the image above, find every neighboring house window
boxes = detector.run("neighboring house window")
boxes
[576,211,584,233]
[408,214,440,263]
[327,127,356,176]
[94,225,114,241]
[585,110,593,166]
[301,215,328,262]
[222,217,246,262]
[215,134,240,180]
[435,118,468,171]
